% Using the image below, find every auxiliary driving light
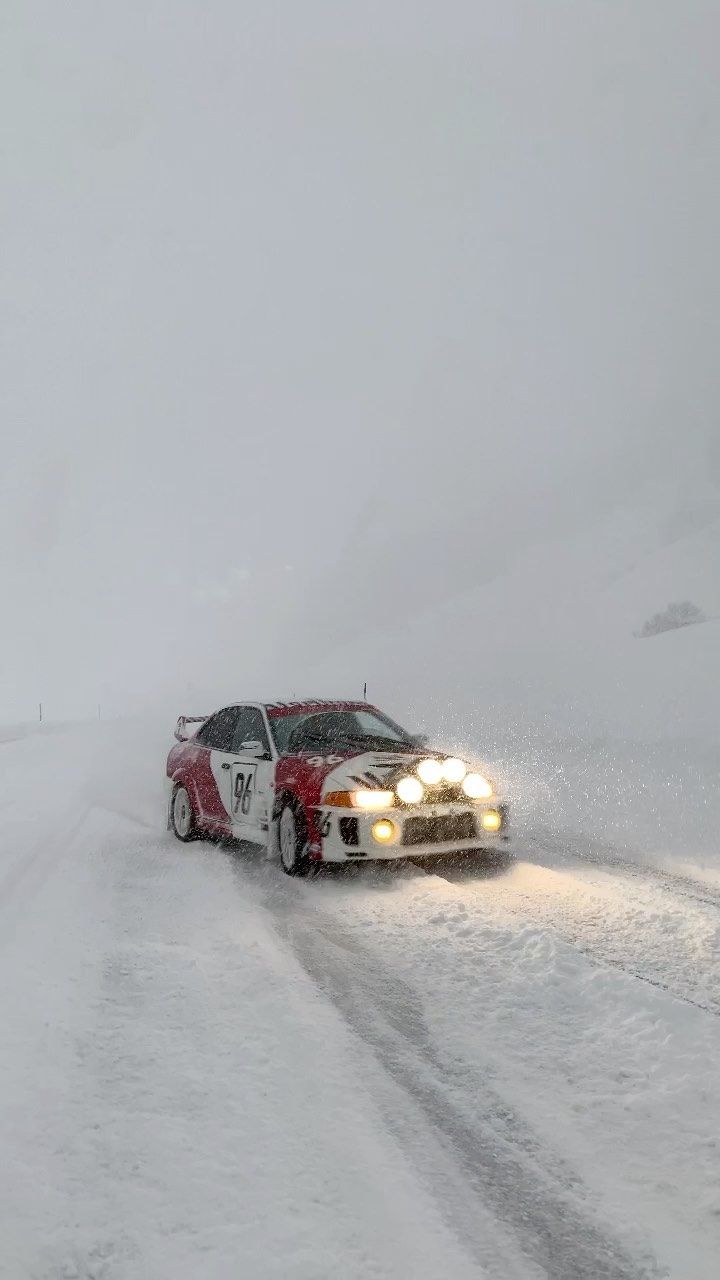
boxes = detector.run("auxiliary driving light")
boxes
[442,757,467,783]
[417,758,443,785]
[481,809,502,832]
[462,772,493,800]
[372,819,397,844]
[396,776,424,805]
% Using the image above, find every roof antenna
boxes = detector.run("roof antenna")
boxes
[363,682,367,701]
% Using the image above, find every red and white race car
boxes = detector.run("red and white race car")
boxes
[166,700,508,876]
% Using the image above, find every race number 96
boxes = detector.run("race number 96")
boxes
[233,770,254,816]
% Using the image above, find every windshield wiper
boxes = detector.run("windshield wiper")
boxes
[302,733,410,751]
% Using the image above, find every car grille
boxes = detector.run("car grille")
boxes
[402,812,477,847]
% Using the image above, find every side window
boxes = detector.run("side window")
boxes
[232,707,271,756]
[193,717,215,746]
[196,707,242,752]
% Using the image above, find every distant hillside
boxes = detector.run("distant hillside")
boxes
[294,483,720,747]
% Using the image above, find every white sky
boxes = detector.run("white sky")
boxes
[2,1,719,720]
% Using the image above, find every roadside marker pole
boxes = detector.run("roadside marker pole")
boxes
[39,702,42,723]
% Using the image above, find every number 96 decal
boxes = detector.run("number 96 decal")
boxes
[233,765,257,816]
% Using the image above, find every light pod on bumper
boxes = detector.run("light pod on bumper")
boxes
[462,773,493,800]
[396,776,424,805]
[442,757,467,783]
[417,758,444,785]
[481,809,502,832]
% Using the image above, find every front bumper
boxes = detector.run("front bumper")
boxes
[314,801,509,863]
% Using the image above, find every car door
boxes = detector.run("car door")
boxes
[196,706,244,827]
[229,707,274,845]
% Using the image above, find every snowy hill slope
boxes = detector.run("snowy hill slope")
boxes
[291,490,720,863]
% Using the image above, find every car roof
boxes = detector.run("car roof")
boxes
[264,700,374,717]
[217,699,373,717]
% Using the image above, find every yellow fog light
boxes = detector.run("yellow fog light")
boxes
[417,758,443,785]
[481,809,502,832]
[372,819,397,844]
[396,776,424,805]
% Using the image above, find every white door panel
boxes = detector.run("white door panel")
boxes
[209,749,237,818]
[231,758,273,844]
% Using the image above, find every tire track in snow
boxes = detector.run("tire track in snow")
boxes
[525,829,720,913]
[430,856,720,1019]
[270,900,658,1280]
[573,950,720,1018]
[0,803,90,930]
[0,800,152,932]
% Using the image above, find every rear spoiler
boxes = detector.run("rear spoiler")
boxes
[175,715,208,742]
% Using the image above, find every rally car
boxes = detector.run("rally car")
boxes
[166,700,508,876]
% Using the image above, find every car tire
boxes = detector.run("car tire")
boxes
[278,802,311,877]
[170,783,197,842]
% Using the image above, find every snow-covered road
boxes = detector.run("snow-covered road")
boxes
[2,724,719,1279]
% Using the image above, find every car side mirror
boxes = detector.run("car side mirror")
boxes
[239,739,267,757]
[412,733,429,748]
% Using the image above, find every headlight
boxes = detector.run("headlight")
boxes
[417,758,443,785]
[325,790,394,810]
[442,757,467,783]
[352,790,395,811]
[462,773,493,800]
[396,776,424,805]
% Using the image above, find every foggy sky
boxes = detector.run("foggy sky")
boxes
[2,1,719,720]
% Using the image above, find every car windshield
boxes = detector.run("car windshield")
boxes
[270,708,413,754]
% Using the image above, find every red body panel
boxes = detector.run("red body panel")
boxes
[273,750,364,859]
[167,740,229,831]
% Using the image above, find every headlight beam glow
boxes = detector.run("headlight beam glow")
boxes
[462,773,494,800]
[352,790,395,811]
[442,757,468,784]
[396,776,424,805]
[372,819,397,843]
[480,809,502,832]
[417,758,444,785]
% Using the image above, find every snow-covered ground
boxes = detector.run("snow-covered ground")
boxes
[2,719,719,1279]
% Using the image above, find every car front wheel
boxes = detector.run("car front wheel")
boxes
[278,803,311,877]
[171,784,197,842]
